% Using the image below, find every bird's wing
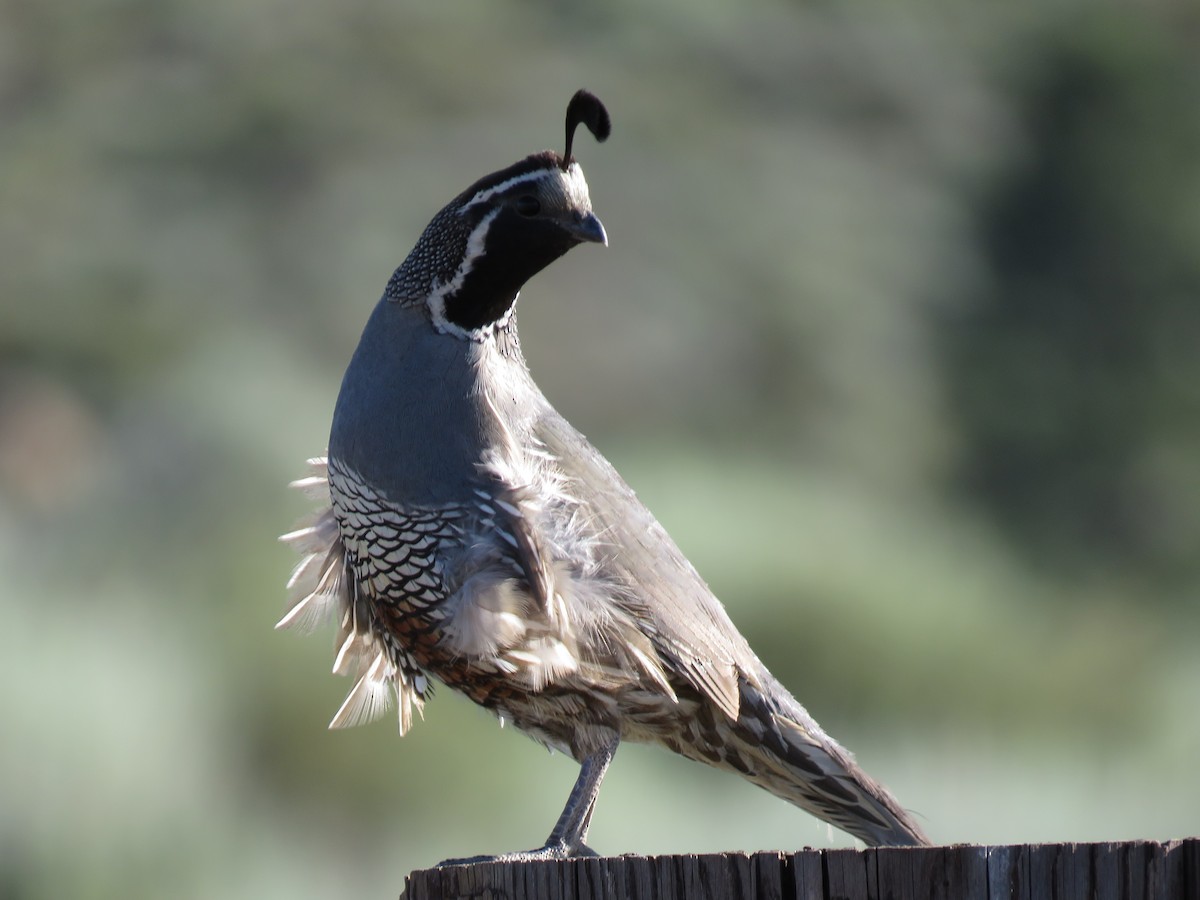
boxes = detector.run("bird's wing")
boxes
[534,412,762,721]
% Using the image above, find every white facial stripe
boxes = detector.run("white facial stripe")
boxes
[461,162,592,213]
[428,207,514,341]
[431,161,591,341]
[461,169,551,210]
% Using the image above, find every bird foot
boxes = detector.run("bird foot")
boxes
[435,840,599,868]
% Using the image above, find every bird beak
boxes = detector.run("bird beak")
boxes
[568,211,608,246]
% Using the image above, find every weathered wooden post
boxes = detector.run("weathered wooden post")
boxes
[403,840,1198,900]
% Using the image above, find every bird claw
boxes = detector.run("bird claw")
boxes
[435,840,599,868]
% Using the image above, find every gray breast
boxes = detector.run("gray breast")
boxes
[329,298,498,507]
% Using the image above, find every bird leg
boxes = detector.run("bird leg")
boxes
[436,737,619,867]
[542,737,617,854]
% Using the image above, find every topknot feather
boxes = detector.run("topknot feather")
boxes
[563,90,611,168]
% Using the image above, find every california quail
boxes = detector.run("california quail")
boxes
[280,90,929,860]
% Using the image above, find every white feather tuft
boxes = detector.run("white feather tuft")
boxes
[628,643,678,702]
[284,552,322,592]
[329,653,394,729]
[506,638,579,691]
[276,547,342,633]
[279,510,340,555]
[395,671,425,736]
[288,475,330,499]
[441,573,528,657]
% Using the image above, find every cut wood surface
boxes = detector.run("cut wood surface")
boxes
[403,840,1198,900]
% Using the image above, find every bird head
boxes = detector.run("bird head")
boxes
[390,90,611,338]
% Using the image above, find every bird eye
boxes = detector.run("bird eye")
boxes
[515,195,541,217]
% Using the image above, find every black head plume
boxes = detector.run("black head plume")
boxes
[563,90,611,169]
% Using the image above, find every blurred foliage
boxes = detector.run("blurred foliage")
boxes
[941,13,1200,584]
[1,1,1198,898]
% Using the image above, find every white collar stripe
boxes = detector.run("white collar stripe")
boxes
[428,207,510,341]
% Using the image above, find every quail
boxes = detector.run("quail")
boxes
[280,90,930,860]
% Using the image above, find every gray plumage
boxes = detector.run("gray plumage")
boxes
[279,90,929,858]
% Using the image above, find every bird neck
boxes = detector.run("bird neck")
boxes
[385,202,573,338]
[329,297,536,506]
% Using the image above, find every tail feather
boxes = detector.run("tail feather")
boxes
[737,678,929,847]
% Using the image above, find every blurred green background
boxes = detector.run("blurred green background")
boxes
[2,1,1198,897]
